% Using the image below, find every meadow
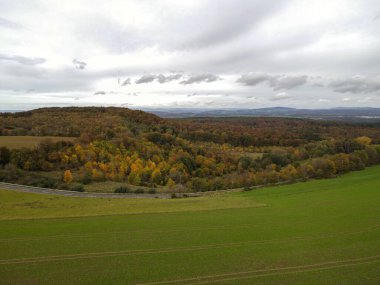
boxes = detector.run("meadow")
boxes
[0,136,75,149]
[0,165,379,284]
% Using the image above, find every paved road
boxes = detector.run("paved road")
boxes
[0,179,298,199]
[0,182,174,199]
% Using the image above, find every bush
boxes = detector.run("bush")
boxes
[70,183,85,192]
[0,147,11,166]
[114,186,130,193]
[80,172,92,185]
[148,189,157,194]
[57,183,69,190]
[134,188,145,194]
[38,177,58,188]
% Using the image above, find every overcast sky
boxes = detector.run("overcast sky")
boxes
[0,0,379,110]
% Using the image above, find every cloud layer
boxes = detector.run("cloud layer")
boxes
[0,0,379,109]
[237,73,308,90]
[330,75,380,94]
[0,54,46,65]
[180,74,221,85]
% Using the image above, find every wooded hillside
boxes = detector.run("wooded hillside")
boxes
[0,107,379,193]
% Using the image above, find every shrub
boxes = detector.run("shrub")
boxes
[0,147,11,166]
[80,172,92,185]
[70,183,85,192]
[57,183,69,190]
[39,177,57,188]
[134,188,144,194]
[148,189,157,194]
[114,186,130,193]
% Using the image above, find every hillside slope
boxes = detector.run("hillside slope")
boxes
[0,107,379,193]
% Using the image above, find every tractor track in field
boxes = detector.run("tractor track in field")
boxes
[1,223,379,243]
[0,223,257,242]
[0,226,379,265]
[136,255,380,285]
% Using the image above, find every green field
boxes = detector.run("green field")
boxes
[0,136,76,149]
[0,166,379,284]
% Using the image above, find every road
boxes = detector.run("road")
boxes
[0,182,174,199]
[0,179,298,199]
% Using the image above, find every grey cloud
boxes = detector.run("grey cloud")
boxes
[0,61,111,93]
[70,1,287,54]
[121,78,131,86]
[94,91,106,95]
[72,59,87,70]
[1,0,379,110]
[156,73,182,83]
[236,73,271,86]
[120,103,134,107]
[134,73,183,84]
[237,73,308,90]
[269,75,308,91]
[135,74,156,84]
[330,75,380,94]
[165,0,287,49]
[0,54,46,65]
[180,74,221,84]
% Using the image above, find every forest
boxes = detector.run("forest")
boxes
[0,107,380,193]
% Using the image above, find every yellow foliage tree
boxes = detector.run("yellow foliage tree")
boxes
[91,169,104,181]
[63,170,73,183]
[355,136,372,146]
[151,168,162,185]
[166,178,176,188]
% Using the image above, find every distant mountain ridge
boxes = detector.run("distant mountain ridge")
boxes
[142,107,380,122]
[2,107,380,122]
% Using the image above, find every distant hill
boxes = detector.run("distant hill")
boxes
[3,107,380,122]
[0,107,163,137]
[143,107,380,122]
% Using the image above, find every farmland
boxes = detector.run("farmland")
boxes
[0,136,75,149]
[0,165,379,284]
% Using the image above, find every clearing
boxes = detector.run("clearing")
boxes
[0,136,76,149]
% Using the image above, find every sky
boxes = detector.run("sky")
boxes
[0,0,379,110]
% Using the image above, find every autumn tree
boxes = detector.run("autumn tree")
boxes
[63,170,73,183]
[355,136,372,146]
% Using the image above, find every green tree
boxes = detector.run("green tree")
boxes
[0,147,11,166]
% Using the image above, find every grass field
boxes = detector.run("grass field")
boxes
[0,166,379,284]
[0,136,76,149]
